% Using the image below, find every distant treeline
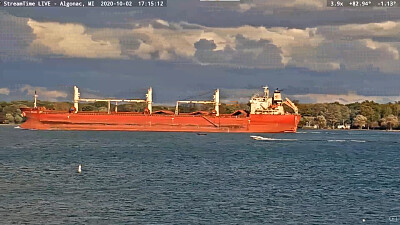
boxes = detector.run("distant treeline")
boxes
[296,101,400,130]
[1,100,399,130]
[0,100,248,124]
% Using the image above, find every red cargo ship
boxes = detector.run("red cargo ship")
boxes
[20,85,300,133]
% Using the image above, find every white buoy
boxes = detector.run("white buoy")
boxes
[362,219,365,222]
[78,164,82,173]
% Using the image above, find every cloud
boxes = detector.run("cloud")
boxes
[0,88,10,95]
[19,85,68,101]
[337,21,400,38]
[117,21,324,68]
[311,22,400,72]
[27,19,122,59]
[218,87,400,104]
[291,92,400,104]
[22,18,324,68]
[0,12,37,62]
[219,88,260,103]
[2,14,399,73]
[194,36,284,68]
[363,39,399,60]
[236,0,326,13]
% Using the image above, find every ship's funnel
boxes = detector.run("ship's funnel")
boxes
[273,89,282,103]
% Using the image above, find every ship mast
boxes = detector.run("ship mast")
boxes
[33,90,38,109]
[73,86,80,112]
[214,88,220,116]
[263,86,269,98]
[146,87,153,114]
[73,86,152,114]
[175,89,220,116]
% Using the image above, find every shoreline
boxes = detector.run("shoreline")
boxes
[299,128,400,132]
[1,124,398,133]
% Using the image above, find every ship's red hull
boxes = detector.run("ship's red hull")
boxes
[20,110,300,133]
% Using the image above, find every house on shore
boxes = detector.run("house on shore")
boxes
[337,124,351,129]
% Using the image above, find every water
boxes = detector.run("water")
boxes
[1,127,399,224]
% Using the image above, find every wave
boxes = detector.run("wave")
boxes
[327,140,346,142]
[327,139,366,143]
[251,136,297,141]
[350,140,366,143]
[251,136,365,143]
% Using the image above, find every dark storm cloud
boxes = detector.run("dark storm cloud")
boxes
[194,39,217,51]
[194,35,283,68]
[0,11,35,62]
[3,1,400,29]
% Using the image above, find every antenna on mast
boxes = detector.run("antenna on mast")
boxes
[263,86,269,98]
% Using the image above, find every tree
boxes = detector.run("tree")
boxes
[325,104,341,128]
[82,105,96,111]
[299,116,314,127]
[353,115,367,129]
[340,105,351,123]
[316,115,327,129]
[381,105,393,118]
[14,114,23,124]
[5,113,14,124]
[347,102,361,122]
[360,102,381,128]
[54,102,72,111]
[370,121,380,129]
[360,104,374,126]
[94,102,108,108]
[390,103,400,117]
[3,105,19,115]
[98,107,108,112]
[380,114,399,130]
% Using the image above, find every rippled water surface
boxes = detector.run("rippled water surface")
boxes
[1,126,399,224]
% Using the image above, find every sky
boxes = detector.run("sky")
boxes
[1,0,400,104]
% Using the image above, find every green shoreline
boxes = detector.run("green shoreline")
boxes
[1,125,398,133]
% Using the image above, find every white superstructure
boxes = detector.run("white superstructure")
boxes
[250,86,298,115]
